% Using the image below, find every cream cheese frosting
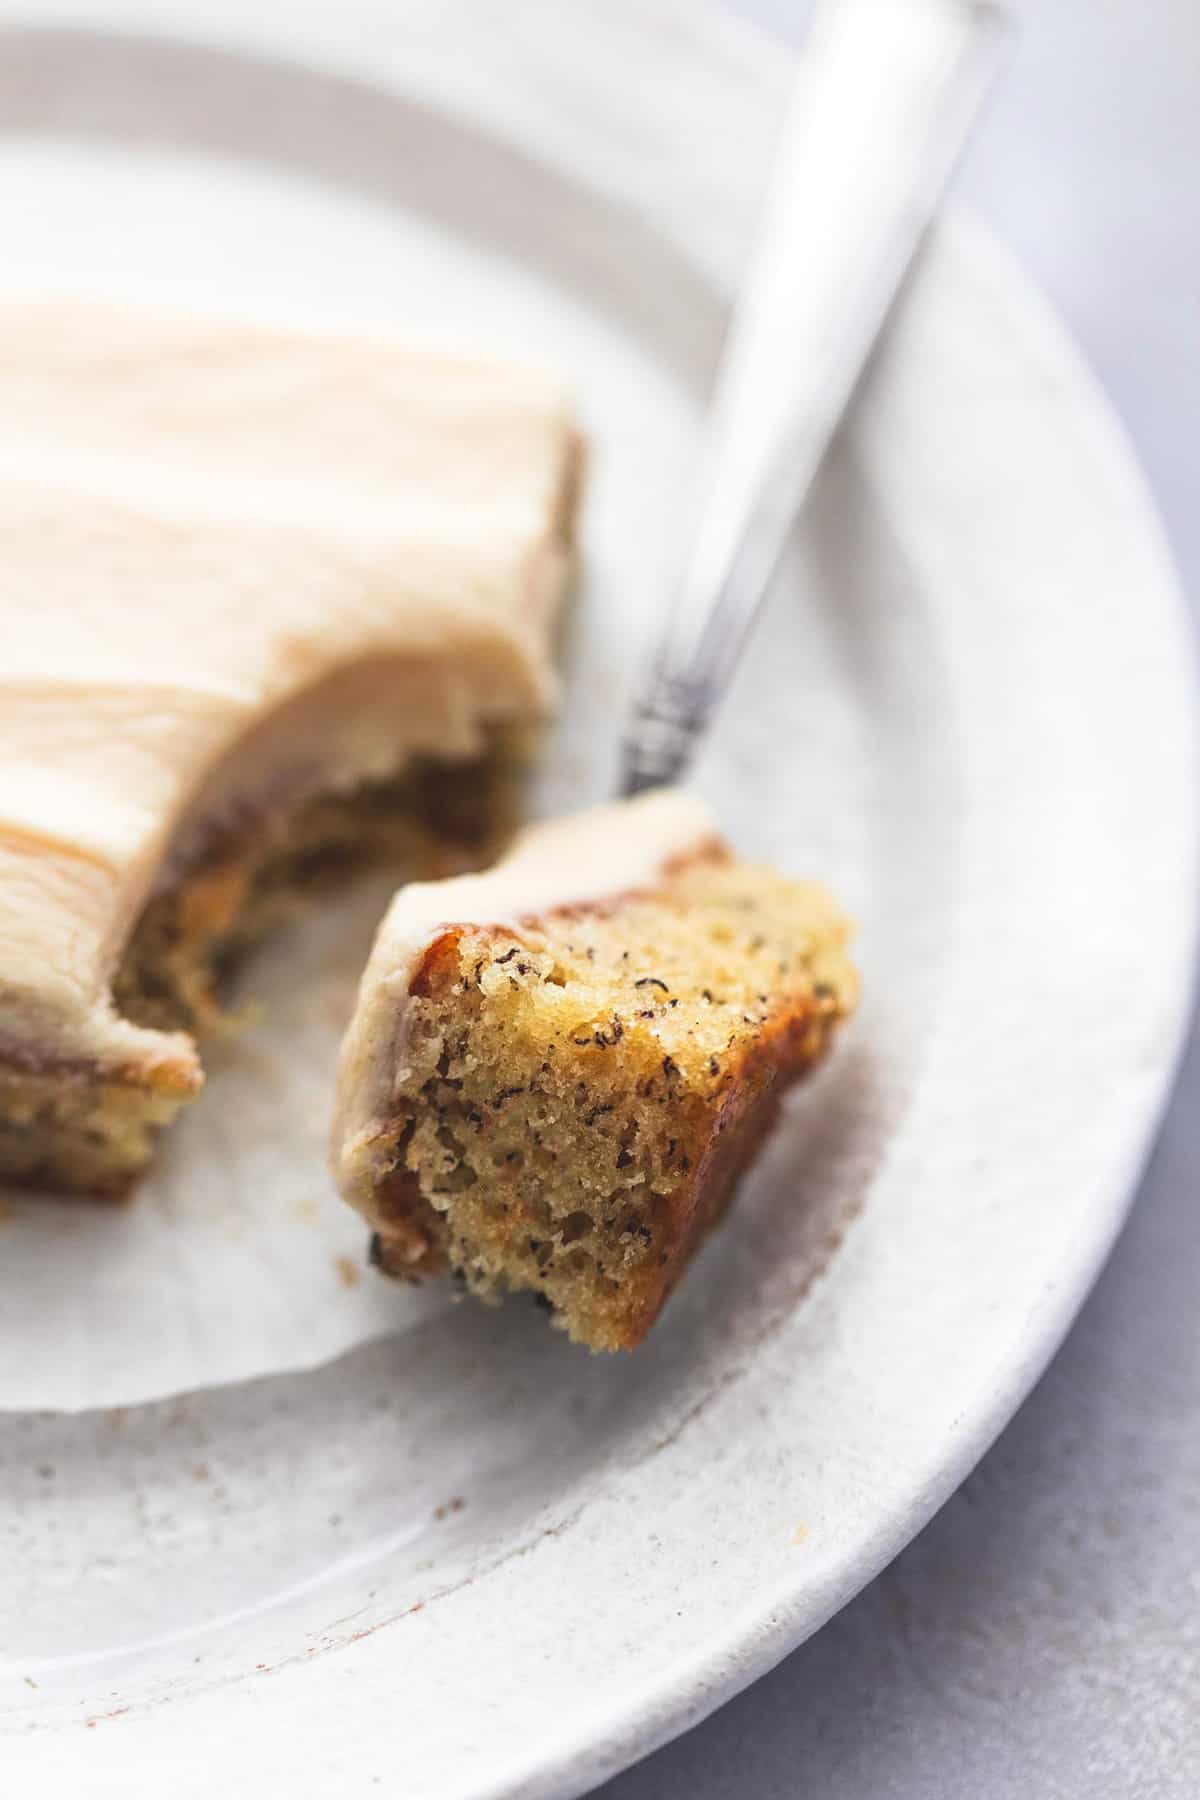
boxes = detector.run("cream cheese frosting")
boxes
[332,789,719,1189]
[0,298,579,1079]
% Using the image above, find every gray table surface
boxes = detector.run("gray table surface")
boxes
[598,3,1200,1795]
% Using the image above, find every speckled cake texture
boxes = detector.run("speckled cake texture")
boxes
[334,791,856,1348]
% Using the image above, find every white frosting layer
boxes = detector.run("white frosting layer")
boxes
[0,299,578,1076]
[332,789,718,1190]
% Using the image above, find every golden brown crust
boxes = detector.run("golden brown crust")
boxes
[367,987,844,1347]
[629,998,843,1341]
[354,856,856,1350]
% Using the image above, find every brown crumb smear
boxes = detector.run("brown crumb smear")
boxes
[114,748,521,1039]
[359,857,857,1352]
[0,744,521,1197]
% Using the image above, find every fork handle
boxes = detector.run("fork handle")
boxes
[619,0,1007,796]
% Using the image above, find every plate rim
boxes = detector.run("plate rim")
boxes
[0,1,1196,1793]
[488,211,1200,1800]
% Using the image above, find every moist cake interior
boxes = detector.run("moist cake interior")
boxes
[0,742,520,1196]
[356,854,855,1350]
[115,746,520,1039]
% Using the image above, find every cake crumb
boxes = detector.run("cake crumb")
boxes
[347,845,855,1350]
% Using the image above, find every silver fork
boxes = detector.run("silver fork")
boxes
[619,0,1008,797]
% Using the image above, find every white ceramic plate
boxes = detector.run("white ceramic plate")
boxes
[1,0,1196,1793]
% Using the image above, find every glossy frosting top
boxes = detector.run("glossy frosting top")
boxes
[0,298,578,1075]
